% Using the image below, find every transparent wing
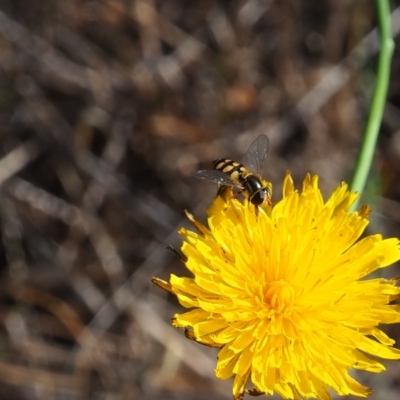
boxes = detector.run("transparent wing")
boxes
[192,170,244,188]
[245,134,269,176]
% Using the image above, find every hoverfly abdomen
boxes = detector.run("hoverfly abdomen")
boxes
[212,159,247,184]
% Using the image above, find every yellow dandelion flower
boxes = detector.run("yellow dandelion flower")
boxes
[153,172,400,400]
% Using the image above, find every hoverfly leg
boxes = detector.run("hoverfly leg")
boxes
[216,185,236,203]
[246,198,259,217]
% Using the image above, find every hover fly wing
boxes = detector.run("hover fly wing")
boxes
[246,134,269,176]
[192,170,243,188]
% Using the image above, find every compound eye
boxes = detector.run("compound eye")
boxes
[250,191,266,206]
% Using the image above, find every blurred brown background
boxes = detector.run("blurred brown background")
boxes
[0,1,400,399]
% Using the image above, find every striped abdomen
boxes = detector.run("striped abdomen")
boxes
[212,159,250,184]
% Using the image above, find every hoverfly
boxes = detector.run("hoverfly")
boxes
[193,134,272,207]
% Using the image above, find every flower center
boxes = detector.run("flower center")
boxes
[264,280,295,316]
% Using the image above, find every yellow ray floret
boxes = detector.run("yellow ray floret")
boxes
[153,172,400,400]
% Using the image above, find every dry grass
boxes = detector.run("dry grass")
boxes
[0,1,399,399]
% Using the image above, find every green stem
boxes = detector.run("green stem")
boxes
[350,0,394,209]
